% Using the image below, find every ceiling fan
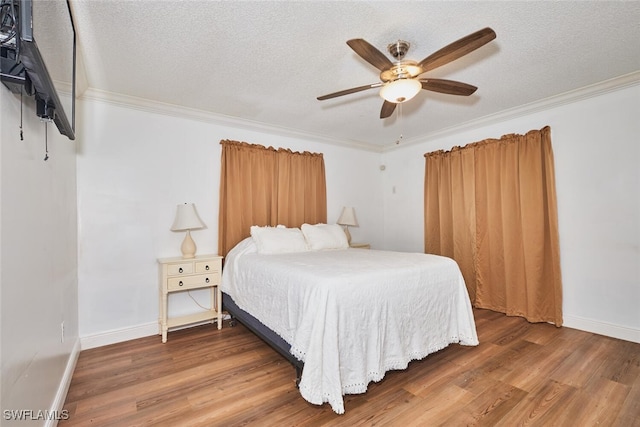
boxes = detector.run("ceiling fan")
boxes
[317,27,496,119]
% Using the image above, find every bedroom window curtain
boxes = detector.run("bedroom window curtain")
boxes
[424,126,563,326]
[218,140,327,256]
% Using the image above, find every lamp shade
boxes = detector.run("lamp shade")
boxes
[337,207,358,227]
[379,78,422,103]
[171,203,206,231]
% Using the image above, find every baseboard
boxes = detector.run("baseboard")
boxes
[46,338,80,427]
[80,322,159,350]
[564,315,640,344]
[79,317,230,350]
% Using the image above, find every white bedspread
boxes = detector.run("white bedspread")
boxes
[221,239,478,414]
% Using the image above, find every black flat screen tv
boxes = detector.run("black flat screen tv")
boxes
[0,0,76,140]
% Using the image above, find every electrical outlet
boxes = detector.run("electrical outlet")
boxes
[61,321,65,343]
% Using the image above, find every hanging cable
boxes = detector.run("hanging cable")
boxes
[19,90,23,140]
[187,290,211,311]
[43,121,49,161]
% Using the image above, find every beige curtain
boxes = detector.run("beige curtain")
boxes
[424,126,563,325]
[218,140,327,256]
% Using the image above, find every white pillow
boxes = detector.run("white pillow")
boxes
[250,226,309,254]
[301,223,349,250]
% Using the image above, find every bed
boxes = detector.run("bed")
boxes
[220,224,478,414]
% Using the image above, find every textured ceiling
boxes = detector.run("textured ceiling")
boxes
[70,1,640,150]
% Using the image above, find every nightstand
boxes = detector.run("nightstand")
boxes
[158,254,223,343]
[350,242,370,249]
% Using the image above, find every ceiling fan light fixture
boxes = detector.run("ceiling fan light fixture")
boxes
[379,78,421,103]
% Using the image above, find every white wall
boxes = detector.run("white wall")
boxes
[0,88,79,423]
[77,78,639,347]
[76,96,384,346]
[381,81,640,342]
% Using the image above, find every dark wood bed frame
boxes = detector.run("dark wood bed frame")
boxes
[222,292,304,385]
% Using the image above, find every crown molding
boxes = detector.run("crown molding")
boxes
[79,70,639,155]
[382,70,640,152]
[79,88,383,153]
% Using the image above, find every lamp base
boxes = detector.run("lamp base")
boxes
[343,226,352,245]
[181,230,197,258]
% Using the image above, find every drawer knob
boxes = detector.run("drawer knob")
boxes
[178,267,183,273]
[178,281,184,287]
[205,277,210,283]
[205,265,210,271]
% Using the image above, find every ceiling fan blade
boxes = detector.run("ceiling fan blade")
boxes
[418,27,496,73]
[347,39,394,72]
[380,100,396,119]
[420,78,477,96]
[317,83,382,100]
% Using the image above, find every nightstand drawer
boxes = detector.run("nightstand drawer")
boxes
[167,262,194,276]
[195,260,220,274]
[167,273,219,291]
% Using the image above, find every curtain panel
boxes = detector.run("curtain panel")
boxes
[424,126,563,325]
[218,140,327,257]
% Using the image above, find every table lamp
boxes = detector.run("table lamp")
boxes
[171,203,206,258]
[337,206,358,244]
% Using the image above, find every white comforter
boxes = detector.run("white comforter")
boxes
[221,239,478,414]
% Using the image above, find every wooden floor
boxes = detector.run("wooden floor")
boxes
[61,309,640,426]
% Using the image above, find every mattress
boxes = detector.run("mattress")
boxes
[221,238,478,414]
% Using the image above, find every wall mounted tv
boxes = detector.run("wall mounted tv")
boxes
[0,0,76,140]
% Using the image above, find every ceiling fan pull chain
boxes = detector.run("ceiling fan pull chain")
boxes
[396,103,404,145]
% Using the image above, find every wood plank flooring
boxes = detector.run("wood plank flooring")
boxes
[60,309,640,426]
